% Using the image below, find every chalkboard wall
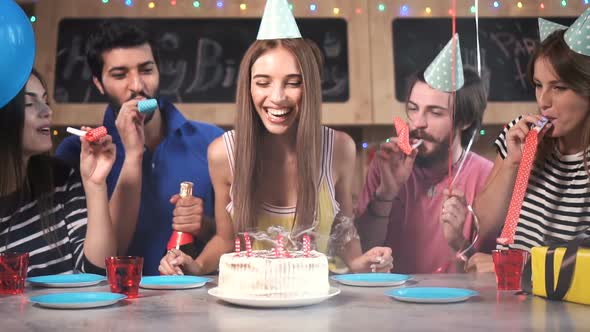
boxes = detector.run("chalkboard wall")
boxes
[55,18,349,103]
[392,17,575,102]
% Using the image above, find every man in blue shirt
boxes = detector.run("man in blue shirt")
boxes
[56,20,223,275]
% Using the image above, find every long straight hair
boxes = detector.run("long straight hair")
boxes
[0,69,59,253]
[528,30,590,175]
[232,38,324,234]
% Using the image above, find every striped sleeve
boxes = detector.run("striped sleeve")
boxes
[494,116,522,159]
[493,134,590,251]
[61,169,89,272]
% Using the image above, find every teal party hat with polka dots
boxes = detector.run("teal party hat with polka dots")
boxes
[424,34,464,92]
[257,0,301,40]
[538,18,567,42]
[564,7,590,56]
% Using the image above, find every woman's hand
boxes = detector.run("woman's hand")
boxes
[347,246,393,273]
[80,127,116,186]
[158,248,203,275]
[505,114,552,166]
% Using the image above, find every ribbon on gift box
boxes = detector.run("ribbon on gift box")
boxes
[521,232,590,306]
[539,234,590,301]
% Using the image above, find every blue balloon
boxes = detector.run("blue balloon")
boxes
[0,0,36,108]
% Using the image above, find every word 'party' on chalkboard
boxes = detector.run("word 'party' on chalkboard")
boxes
[392,17,575,102]
[55,18,349,103]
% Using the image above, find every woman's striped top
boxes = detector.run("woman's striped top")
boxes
[495,117,590,251]
[0,158,102,277]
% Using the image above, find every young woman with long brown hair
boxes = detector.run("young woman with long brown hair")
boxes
[159,38,393,275]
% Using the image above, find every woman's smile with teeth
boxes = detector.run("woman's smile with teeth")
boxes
[265,108,291,117]
[38,127,51,135]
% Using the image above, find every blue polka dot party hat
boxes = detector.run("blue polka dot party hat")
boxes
[564,7,590,56]
[538,18,567,42]
[424,33,464,92]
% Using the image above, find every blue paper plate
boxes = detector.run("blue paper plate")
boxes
[27,274,106,288]
[386,287,479,303]
[139,275,210,290]
[29,292,126,309]
[331,273,411,287]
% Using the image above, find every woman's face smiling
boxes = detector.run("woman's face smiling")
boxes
[250,46,303,136]
[22,75,53,158]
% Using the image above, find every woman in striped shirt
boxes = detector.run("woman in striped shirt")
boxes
[469,29,590,272]
[0,70,117,276]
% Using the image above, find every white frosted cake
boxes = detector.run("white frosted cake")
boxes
[217,250,330,298]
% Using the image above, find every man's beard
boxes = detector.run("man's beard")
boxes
[411,129,450,168]
[108,91,158,124]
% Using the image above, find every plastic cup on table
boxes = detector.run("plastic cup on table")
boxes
[105,256,143,299]
[492,249,528,291]
[0,252,29,295]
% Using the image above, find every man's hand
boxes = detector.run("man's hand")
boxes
[115,99,145,157]
[465,253,495,273]
[441,189,468,251]
[374,138,418,199]
[170,194,204,236]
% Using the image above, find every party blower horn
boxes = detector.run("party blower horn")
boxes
[166,182,199,258]
[138,99,158,114]
[66,126,108,142]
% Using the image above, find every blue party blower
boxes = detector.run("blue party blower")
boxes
[138,99,158,114]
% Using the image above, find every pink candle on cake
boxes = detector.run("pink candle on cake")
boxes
[275,235,284,258]
[303,234,311,257]
[244,232,252,257]
[234,236,241,254]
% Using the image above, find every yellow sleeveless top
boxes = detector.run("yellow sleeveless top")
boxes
[223,127,345,271]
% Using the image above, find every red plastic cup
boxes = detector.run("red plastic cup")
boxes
[105,256,143,298]
[0,252,29,295]
[492,249,528,291]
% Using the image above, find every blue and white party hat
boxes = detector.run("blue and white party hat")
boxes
[538,18,567,42]
[564,7,590,56]
[256,0,301,40]
[424,34,464,92]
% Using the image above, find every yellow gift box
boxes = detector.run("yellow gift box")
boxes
[532,244,590,305]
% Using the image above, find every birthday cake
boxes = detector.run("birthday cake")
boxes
[217,250,330,298]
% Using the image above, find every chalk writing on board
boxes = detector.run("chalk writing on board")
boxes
[54,18,350,104]
[392,17,575,102]
[488,25,537,91]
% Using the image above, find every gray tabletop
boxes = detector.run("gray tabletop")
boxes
[1,273,588,332]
